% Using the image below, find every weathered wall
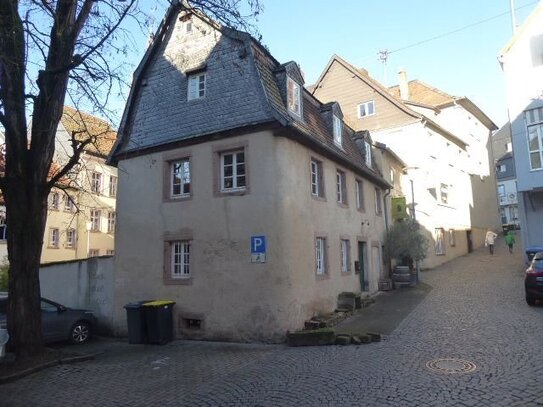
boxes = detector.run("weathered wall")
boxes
[39,257,114,334]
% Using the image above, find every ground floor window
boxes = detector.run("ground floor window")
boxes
[435,228,445,255]
[171,240,191,278]
[315,237,327,276]
[340,239,350,273]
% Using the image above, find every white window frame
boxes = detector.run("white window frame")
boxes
[310,159,323,197]
[358,101,375,118]
[498,164,506,173]
[49,228,59,248]
[340,239,350,273]
[188,72,206,101]
[364,141,372,167]
[64,195,74,212]
[49,192,59,210]
[170,159,191,198]
[109,176,117,197]
[333,115,342,147]
[356,180,364,210]
[107,212,116,234]
[171,240,191,279]
[336,170,346,204]
[315,237,326,276]
[497,184,505,198]
[66,229,76,249]
[220,150,246,191]
[90,210,101,232]
[527,123,543,170]
[287,76,301,117]
[440,183,449,205]
[91,172,102,194]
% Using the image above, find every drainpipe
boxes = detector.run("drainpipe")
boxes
[383,187,392,279]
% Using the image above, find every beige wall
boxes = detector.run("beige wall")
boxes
[113,130,386,342]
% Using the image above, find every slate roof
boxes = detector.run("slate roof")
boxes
[111,4,389,188]
[61,106,117,157]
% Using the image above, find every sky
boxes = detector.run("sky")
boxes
[115,0,540,129]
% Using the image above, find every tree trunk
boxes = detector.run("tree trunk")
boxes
[5,166,49,359]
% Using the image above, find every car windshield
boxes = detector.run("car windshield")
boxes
[534,259,543,269]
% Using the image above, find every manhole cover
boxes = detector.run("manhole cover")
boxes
[426,358,477,374]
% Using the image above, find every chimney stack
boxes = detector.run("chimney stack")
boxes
[398,68,410,100]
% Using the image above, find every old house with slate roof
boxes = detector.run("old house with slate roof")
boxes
[109,5,390,341]
[313,56,500,269]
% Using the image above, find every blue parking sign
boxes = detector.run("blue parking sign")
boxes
[251,236,266,254]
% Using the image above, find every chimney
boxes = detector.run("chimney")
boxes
[398,68,410,100]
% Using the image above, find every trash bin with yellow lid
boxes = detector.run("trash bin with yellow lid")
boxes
[142,300,176,345]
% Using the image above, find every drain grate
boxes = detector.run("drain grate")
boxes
[426,358,477,374]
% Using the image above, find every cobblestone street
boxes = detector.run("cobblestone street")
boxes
[2,239,543,406]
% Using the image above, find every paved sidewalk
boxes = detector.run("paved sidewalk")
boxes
[1,237,542,406]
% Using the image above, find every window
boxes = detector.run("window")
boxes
[185,20,193,34]
[109,176,117,197]
[88,249,99,257]
[315,237,327,276]
[498,164,506,173]
[106,249,115,255]
[171,240,191,279]
[49,192,59,210]
[64,195,75,212]
[170,159,191,197]
[440,183,449,205]
[66,229,76,249]
[527,123,543,170]
[91,172,102,194]
[287,76,301,116]
[336,170,347,204]
[364,141,372,167]
[310,159,324,197]
[497,184,505,197]
[358,101,375,118]
[449,229,456,247]
[506,142,512,152]
[90,210,101,232]
[340,239,350,273]
[333,115,342,147]
[221,150,246,191]
[49,228,59,248]
[356,180,364,210]
[435,228,445,255]
[375,188,382,215]
[107,212,116,234]
[188,72,206,100]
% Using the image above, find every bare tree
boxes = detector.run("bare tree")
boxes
[0,0,261,360]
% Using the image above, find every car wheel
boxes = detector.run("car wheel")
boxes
[70,320,91,344]
[526,297,537,306]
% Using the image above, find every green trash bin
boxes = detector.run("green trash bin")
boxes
[142,300,176,345]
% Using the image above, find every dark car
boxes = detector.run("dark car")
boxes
[0,292,96,344]
[525,252,543,306]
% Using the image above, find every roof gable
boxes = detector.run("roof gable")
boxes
[388,80,454,106]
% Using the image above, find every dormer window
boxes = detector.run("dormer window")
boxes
[287,76,301,116]
[364,140,372,167]
[333,115,342,147]
[188,72,206,100]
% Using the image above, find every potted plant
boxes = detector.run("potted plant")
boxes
[384,218,429,286]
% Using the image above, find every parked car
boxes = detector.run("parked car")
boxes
[525,252,543,306]
[0,292,96,343]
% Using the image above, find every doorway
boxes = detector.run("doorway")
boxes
[466,230,473,253]
[358,242,368,291]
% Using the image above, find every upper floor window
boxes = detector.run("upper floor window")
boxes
[49,192,59,210]
[188,72,206,101]
[221,150,246,191]
[498,184,505,198]
[171,159,191,197]
[90,209,101,232]
[91,172,102,194]
[336,170,347,204]
[310,158,324,198]
[356,180,364,210]
[66,229,76,249]
[107,212,116,234]
[49,228,59,248]
[440,183,449,205]
[287,76,301,116]
[333,115,342,147]
[64,195,75,212]
[375,188,382,215]
[358,101,375,118]
[109,176,117,197]
[527,123,543,170]
[498,164,506,173]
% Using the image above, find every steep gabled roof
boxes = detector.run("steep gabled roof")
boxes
[61,106,117,157]
[312,55,468,148]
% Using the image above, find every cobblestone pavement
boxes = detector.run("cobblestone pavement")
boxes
[2,239,543,406]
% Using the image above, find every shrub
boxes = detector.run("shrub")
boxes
[384,218,429,268]
[0,257,8,291]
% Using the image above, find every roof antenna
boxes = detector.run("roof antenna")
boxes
[378,49,389,86]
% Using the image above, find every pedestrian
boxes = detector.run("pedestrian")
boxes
[485,229,498,255]
[505,230,516,254]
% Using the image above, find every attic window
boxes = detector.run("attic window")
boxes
[287,76,301,116]
[185,21,193,34]
[358,101,375,118]
[333,115,342,147]
[188,72,206,100]
[364,141,372,167]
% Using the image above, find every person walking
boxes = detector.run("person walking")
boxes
[505,230,516,254]
[485,229,498,255]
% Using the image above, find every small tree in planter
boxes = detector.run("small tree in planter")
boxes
[384,219,429,271]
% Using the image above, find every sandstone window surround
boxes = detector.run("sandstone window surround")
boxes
[287,76,301,117]
[170,158,191,198]
[187,71,206,101]
[310,158,325,199]
[358,100,375,118]
[163,230,193,285]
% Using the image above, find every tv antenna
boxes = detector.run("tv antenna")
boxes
[377,49,390,85]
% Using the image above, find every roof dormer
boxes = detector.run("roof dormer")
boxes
[320,102,344,148]
[275,61,305,119]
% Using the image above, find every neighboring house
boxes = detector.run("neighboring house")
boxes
[313,56,500,269]
[498,1,543,251]
[0,107,118,263]
[109,6,390,342]
[495,151,519,229]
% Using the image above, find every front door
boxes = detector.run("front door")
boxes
[466,230,473,253]
[358,242,367,291]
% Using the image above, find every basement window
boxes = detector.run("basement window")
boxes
[184,318,202,330]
